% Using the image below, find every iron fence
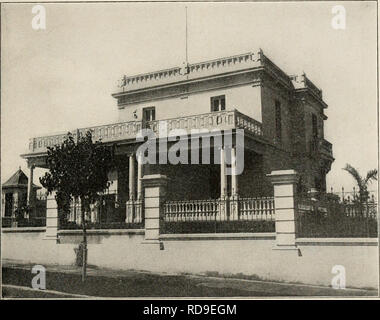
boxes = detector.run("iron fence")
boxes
[59,197,144,230]
[296,196,378,238]
[1,216,46,228]
[2,201,47,228]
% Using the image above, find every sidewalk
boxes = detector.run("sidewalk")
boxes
[2,260,378,298]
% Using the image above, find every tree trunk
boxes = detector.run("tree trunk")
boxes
[81,207,87,282]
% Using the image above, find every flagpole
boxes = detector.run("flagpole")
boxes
[185,6,188,64]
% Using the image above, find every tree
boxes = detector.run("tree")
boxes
[342,164,377,204]
[40,131,115,281]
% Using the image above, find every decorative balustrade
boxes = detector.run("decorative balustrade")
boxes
[28,121,142,153]
[163,197,274,223]
[146,109,262,138]
[126,199,143,224]
[116,52,262,93]
[27,110,263,154]
[188,52,256,74]
[234,110,263,136]
[164,199,220,222]
[232,197,275,221]
[115,49,317,100]
[119,66,182,89]
[146,111,236,135]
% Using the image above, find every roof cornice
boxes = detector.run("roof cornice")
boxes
[112,50,294,97]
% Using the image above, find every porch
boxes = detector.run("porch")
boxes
[18,108,272,233]
[27,146,272,233]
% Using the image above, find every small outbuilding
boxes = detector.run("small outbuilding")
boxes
[1,167,41,220]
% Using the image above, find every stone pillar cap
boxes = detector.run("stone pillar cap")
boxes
[141,174,169,187]
[267,170,299,185]
[141,174,168,180]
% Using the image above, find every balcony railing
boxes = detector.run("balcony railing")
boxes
[146,110,263,137]
[28,121,143,154]
[26,110,263,154]
[320,139,333,158]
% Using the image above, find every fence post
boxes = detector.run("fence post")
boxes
[267,170,299,250]
[141,174,168,248]
[44,192,59,243]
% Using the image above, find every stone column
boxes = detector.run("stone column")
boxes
[45,192,59,242]
[141,174,168,248]
[220,147,227,198]
[230,146,239,220]
[135,153,144,223]
[231,147,238,196]
[267,170,299,250]
[219,147,227,221]
[126,154,137,223]
[137,153,143,200]
[129,154,136,201]
[27,164,35,206]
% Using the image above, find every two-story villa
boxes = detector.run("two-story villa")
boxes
[20,49,334,227]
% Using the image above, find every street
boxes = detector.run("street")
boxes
[2,262,377,298]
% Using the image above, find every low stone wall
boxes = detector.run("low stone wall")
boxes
[2,228,378,289]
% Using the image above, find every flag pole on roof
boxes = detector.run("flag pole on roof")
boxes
[185,6,188,65]
[181,6,190,75]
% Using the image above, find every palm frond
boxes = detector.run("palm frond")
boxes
[342,164,363,188]
[365,169,378,184]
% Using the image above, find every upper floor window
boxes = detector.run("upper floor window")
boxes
[211,95,226,112]
[275,100,282,142]
[143,107,156,122]
[312,114,318,139]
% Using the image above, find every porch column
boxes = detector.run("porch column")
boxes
[27,164,35,206]
[141,174,168,249]
[220,147,227,199]
[45,191,59,242]
[267,170,299,250]
[219,147,227,221]
[129,154,136,200]
[231,147,238,196]
[230,147,239,220]
[137,152,143,200]
[134,152,144,223]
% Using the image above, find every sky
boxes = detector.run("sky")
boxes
[1,1,378,194]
